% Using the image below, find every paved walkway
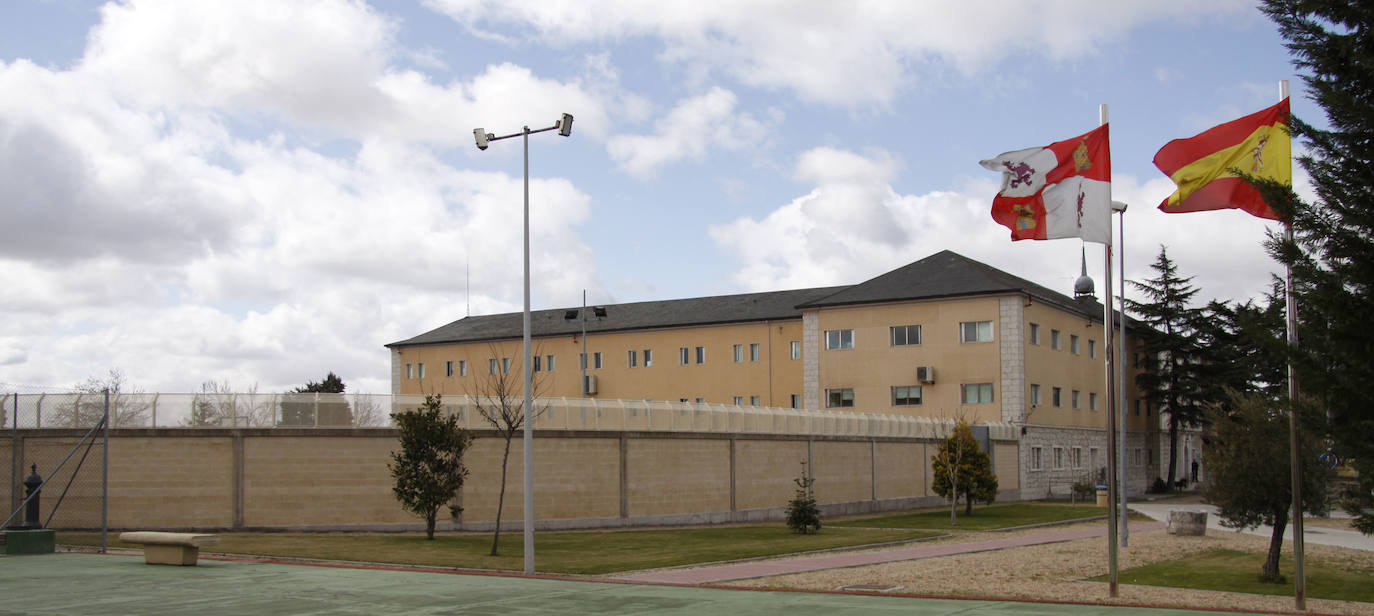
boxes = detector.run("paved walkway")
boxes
[1129,502,1374,552]
[611,520,1166,584]
[0,552,1280,615]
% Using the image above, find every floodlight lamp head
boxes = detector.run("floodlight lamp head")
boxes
[1111,200,1128,213]
[557,113,574,137]
[474,128,490,150]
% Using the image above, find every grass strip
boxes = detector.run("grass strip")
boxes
[829,503,1108,531]
[1092,548,1374,603]
[59,525,937,575]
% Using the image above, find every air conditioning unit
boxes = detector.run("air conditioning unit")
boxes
[582,374,598,395]
[916,366,936,384]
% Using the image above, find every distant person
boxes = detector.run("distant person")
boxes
[1191,459,1199,482]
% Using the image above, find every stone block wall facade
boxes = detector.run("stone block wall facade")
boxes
[4,428,1020,531]
[1018,425,1158,498]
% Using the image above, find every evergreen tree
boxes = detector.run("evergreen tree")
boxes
[1261,0,1374,534]
[785,461,821,534]
[280,371,352,427]
[389,394,471,539]
[1125,247,1206,486]
[931,421,998,520]
[1202,392,1331,582]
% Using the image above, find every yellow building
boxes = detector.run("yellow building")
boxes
[388,250,1163,495]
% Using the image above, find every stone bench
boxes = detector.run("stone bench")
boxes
[119,531,221,566]
[1167,510,1208,536]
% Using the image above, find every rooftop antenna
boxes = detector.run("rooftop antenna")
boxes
[465,259,470,317]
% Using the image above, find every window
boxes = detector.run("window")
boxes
[790,394,800,409]
[405,363,413,379]
[418,363,426,378]
[790,340,801,359]
[695,397,705,403]
[593,352,603,369]
[1147,449,1154,464]
[750,343,760,361]
[628,350,638,368]
[459,360,467,377]
[1029,322,1041,345]
[1090,392,1098,410]
[826,388,855,408]
[1072,447,1083,468]
[488,359,498,375]
[501,358,510,374]
[695,346,705,364]
[1146,402,1152,417]
[1071,390,1080,409]
[825,329,854,350]
[446,361,454,377]
[1054,447,1064,468]
[960,321,993,343]
[891,324,921,346]
[1031,447,1043,470]
[1052,387,1062,407]
[545,356,553,372]
[1051,329,1062,349]
[680,347,689,365]
[533,356,541,372]
[733,396,744,405]
[1134,399,1141,416]
[1090,447,1100,468]
[893,385,923,406]
[1133,448,1143,465]
[1070,335,1080,354]
[1089,339,1097,358]
[750,395,760,406]
[961,383,994,404]
[1030,384,1041,406]
[733,344,744,362]
[680,398,689,403]
[642,350,651,367]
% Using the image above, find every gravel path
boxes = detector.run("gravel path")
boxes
[728,520,1374,615]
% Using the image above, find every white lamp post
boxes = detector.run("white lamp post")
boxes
[473,113,573,574]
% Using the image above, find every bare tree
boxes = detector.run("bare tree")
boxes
[469,343,549,556]
[51,369,151,428]
[186,381,272,427]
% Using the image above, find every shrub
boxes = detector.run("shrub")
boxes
[785,461,821,534]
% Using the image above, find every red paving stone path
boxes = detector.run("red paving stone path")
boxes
[611,520,1166,584]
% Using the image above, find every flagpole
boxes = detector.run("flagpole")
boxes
[1279,78,1305,612]
[1100,103,1119,599]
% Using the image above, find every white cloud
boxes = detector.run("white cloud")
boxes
[712,147,1281,307]
[606,87,772,178]
[427,0,1255,107]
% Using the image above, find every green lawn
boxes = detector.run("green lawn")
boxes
[1094,549,1374,603]
[60,525,937,575]
[829,503,1108,531]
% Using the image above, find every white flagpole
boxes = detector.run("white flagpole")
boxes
[1100,103,1119,599]
[1280,78,1305,611]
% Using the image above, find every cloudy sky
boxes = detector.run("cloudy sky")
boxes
[0,0,1313,394]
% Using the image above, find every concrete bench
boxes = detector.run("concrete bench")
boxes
[119,531,220,566]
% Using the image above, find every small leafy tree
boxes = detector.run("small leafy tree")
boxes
[389,394,471,540]
[1203,392,1330,582]
[931,420,998,522]
[785,461,821,534]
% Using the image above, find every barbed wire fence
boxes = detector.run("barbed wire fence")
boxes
[2,382,108,544]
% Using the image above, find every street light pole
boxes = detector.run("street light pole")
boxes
[474,113,573,575]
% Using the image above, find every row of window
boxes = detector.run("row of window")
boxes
[824,382,994,408]
[1028,323,1097,357]
[405,341,795,380]
[1029,384,1099,410]
[823,321,993,351]
[1028,446,1152,470]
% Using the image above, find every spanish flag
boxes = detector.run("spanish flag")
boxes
[1153,99,1290,220]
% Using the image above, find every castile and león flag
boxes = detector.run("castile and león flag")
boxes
[980,124,1112,244]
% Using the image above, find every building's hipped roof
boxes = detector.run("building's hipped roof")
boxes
[387,286,845,348]
[798,250,1099,317]
[388,249,1111,348]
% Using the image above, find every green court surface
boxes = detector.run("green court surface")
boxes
[0,552,1278,616]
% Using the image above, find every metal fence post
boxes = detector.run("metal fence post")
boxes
[102,388,109,553]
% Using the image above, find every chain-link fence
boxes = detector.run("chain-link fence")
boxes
[2,384,108,531]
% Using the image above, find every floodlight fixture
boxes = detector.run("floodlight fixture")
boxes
[558,113,574,137]
[474,128,491,150]
[1111,200,1128,213]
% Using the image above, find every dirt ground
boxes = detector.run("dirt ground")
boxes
[728,509,1374,615]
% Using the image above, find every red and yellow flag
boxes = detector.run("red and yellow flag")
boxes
[1153,99,1291,220]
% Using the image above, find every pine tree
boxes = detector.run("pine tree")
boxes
[389,394,471,539]
[931,421,998,521]
[1125,247,1206,486]
[1261,0,1374,534]
[785,461,821,534]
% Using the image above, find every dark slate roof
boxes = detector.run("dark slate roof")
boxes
[797,250,1101,318]
[387,286,847,348]
[388,250,1109,348]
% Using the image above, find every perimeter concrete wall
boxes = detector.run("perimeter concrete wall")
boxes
[5,429,1019,531]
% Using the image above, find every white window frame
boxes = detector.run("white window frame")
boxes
[1089,339,1097,358]
[501,358,510,374]
[892,385,923,406]
[733,396,744,406]
[642,349,651,367]
[960,321,993,343]
[825,329,854,350]
[826,388,855,408]
[1070,334,1080,355]
[1051,329,1061,349]
[458,360,467,377]
[891,324,921,346]
[533,356,541,372]
[445,361,454,377]
[1072,390,1080,409]
[790,394,800,409]
[1029,322,1041,345]
[489,359,498,375]
[695,346,705,364]
[628,350,638,368]
[750,395,760,406]
[733,344,744,362]
[680,347,690,365]
[1054,447,1064,469]
[1031,446,1043,470]
[405,363,413,379]
[544,356,553,372]
[418,363,425,378]
[593,352,603,369]
[750,343,760,362]
[1030,383,1041,406]
[961,382,994,404]
[1052,386,1062,407]
[1090,392,1098,411]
